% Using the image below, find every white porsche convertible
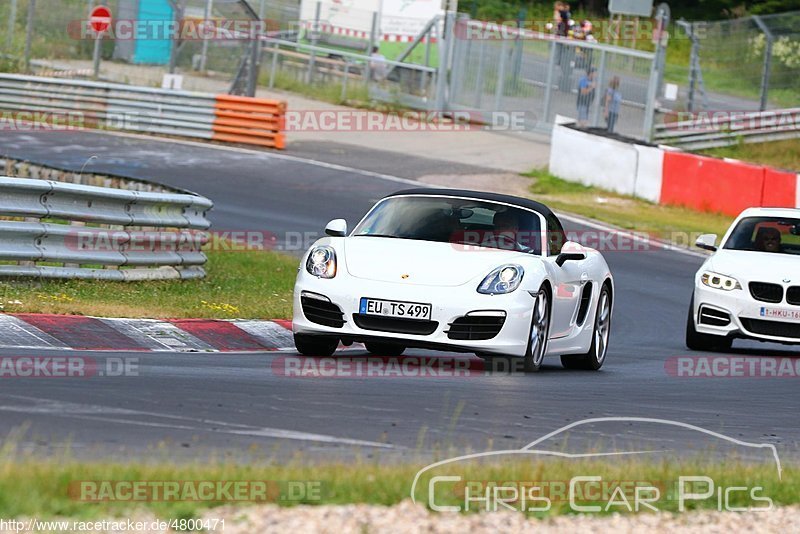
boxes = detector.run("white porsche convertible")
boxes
[688,207,800,351]
[292,189,614,372]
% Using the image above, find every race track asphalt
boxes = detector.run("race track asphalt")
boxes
[0,130,797,463]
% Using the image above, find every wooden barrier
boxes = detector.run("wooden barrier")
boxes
[212,94,286,150]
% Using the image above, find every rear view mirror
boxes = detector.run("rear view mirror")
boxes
[695,234,718,252]
[325,219,347,237]
[556,241,587,266]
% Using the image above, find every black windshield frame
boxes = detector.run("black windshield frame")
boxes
[352,194,545,255]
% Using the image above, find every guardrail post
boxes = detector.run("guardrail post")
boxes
[341,59,349,100]
[541,40,557,126]
[366,11,379,88]
[434,11,455,112]
[246,33,261,97]
[643,53,659,142]
[92,33,103,79]
[269,41,279,89]
[591,49,607,128]
[5,0,17,51]
[493,38,508,111]
[23,0,35,72]
[475,39,486,108]
[199,0,214,72]
[307,1,321,84]
[752,15,774,112]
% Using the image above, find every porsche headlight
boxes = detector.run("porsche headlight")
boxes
[478,265,524,294]
[306,246,336,278]
[701,271,741,291]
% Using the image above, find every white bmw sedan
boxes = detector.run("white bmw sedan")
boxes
[687,207,800,351]
[292,189,614,372]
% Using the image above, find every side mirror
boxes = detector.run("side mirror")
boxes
[325,219,347,237]
[556,241,587,266]
[695,233,718,252]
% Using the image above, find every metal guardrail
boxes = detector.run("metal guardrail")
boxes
[0,74,286,149]
[0,73,217,139]
[654,108,800,149]
[0,177,213,281]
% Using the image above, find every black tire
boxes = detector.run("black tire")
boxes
[561,284,612,371]
[293,333,338,356]
[522,285,552,373]
[365,342,406,356]
[685,295,732,352]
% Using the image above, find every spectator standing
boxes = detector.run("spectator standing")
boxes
[604,76,622,133]
[369,46,387,82]
[576,67,596,128]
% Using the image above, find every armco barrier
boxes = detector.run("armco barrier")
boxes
[0,74,286,150]
[549,121,800,216]
[654,108,800,150]
[212,94,286,149]
[0,177,213,280]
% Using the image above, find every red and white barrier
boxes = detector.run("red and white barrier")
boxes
[548,121,800,216]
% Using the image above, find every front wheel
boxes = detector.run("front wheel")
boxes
[561,284,612,370]
[685,295,732,352]
[294,333,338,356]
[522,286,551,373]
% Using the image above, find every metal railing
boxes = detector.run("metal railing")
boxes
[260,37,438,110]
[653,108,800,149]
[0,73,217,138]
[678,11,800,114]
[0,177,213,280]
[0,73,286,149]
[447,19,658,139]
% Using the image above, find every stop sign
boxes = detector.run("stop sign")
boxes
[89,5,112,33]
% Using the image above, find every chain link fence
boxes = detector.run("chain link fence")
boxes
[679,10,800,112]
[449,19,656,139]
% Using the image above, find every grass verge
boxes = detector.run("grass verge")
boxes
[0,452,794,520]
[701,138,800,172]
[0,250,298,319]
[525,168,735,240]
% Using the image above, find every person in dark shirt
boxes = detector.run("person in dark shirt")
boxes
[576,67,596,128]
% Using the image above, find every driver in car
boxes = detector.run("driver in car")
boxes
[754,226,782,253]
[493,210,534,253]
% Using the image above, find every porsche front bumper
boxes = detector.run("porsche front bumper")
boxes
[292,273,539,357]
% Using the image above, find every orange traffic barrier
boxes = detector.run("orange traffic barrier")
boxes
[212,94,286,150]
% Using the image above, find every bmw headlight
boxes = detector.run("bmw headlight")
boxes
[701,271,741,291]
[478,265,524,294]
[306,246,336,278]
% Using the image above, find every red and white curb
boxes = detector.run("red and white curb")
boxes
[0,314,301,352]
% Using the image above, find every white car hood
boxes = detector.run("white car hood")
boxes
[343,237,529,286]
[707,249,799,283]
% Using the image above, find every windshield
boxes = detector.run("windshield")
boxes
[722,216,800,255]
[353,195,543,254]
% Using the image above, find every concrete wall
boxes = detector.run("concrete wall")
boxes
[549,121,799,214]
